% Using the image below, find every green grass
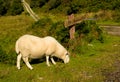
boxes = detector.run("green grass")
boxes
[0,14,120,82]
[0,35,120,82]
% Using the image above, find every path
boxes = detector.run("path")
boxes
[102,25,120,36]
[101,25,120,82]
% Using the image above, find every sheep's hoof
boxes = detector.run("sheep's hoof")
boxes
[47,64,50,67]
[53,63,56,65]
[29,67,33,70]
[46,63,50,67]
[17,67,20,70]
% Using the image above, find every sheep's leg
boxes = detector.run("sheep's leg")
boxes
[46,56,50,66]
[17,53,22,69]
[22,57,33,70]
[50,57,56,65]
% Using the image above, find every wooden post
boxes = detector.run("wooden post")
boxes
[64,14,86,39]
[68,14,75,39]
[69,25,75,39]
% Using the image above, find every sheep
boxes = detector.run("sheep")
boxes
[15,34,70,70]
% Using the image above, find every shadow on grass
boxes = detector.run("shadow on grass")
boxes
[30,56,63,65]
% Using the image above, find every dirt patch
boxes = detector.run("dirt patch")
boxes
[102,58,120,82]
[100,38,120,82]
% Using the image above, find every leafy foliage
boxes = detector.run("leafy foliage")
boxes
[29,0,120,14]
[68,20,104,54]
[75,20,104,43]
[0,0,8,15]
[8,0,23,15]
[30,0,49,8]
[0,0,23,16]
[28,17,69,44]
[0,0,120,16]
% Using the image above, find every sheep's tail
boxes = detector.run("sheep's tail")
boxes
[15,40,20,54]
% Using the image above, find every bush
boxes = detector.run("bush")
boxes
[47,0,61,10]
[30,0,49,8]
[0,0,7,15]
[0,34,17,65]
[0,0,23,16]
[27,17,69,45]
[27,17,53,36]
[112,11,120,22]
[0,46,7,63]
[75,20,104,43]
[8,0,23,15]
[67,20,104,54]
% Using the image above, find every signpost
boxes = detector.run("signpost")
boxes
[64,14,86,39]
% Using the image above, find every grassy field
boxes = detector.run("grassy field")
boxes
[0,14,120,82]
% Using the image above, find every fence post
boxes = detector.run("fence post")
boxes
[68,14,75,39]
[69,25,75,39]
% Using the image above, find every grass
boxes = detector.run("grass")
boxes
[0,13,120,82]
[0,35,120,82]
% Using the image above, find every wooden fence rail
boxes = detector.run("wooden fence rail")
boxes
[21,0,40,21]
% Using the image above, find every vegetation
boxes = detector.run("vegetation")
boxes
[0,0,120,81]
[0,0,120,22]
[0,12,120,81]
[29,0,120,13]
[0,0,23,16]
[0,0,120,21]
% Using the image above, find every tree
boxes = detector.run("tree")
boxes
[8,0,23,15]
[0,0,7,15]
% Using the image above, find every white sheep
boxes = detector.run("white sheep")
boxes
[15,34,70,70]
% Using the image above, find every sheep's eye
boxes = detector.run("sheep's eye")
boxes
[66,53,69,55]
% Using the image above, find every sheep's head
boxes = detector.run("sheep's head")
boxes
[63,52,70,64]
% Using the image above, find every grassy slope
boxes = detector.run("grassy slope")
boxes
[0,14,120,82]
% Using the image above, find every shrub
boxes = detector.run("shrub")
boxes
[75,20,104,43]
[0,46,16,65]
[0,0,7,15]
[30,0,49,8]
[112,11,120,22]
[47,0,61,10]
[49,21,69,43]
[68,20,104,54]
[8,0,23,15]
[27,17,53,36]
[27,17,69,46]
[0,46,7,63]
[0,34,17,65]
